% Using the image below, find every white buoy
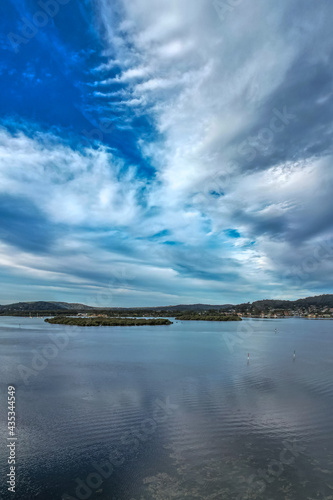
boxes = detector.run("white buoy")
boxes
[293,350,296,360]
[248,352,250,361]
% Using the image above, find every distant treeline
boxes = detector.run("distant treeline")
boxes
[174,312,242,321]
[0,310,84,317]
[2,309,241,321]
[1,309,236,318]
[0,309,190,317]
[45,317,173,327]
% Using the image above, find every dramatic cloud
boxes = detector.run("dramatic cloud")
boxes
[0,0,333,304]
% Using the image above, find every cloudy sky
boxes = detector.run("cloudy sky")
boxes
[0,0,333,306]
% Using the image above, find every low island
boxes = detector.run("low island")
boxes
[45,317,173,327]
[174,313,242,321]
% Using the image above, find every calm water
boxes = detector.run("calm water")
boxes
[0,316,333,499]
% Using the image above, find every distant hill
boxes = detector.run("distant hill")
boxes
[140,303,234,312]
[0,301,92,312]
[246,294,333,311]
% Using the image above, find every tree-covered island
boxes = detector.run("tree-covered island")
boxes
[174,312,242,321]
[45,317,173,326]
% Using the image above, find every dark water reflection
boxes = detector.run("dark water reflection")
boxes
[0,317,333,499]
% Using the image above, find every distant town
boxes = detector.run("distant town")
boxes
[231,304,333,319]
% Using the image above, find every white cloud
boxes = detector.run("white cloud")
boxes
[0,128,142,227]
